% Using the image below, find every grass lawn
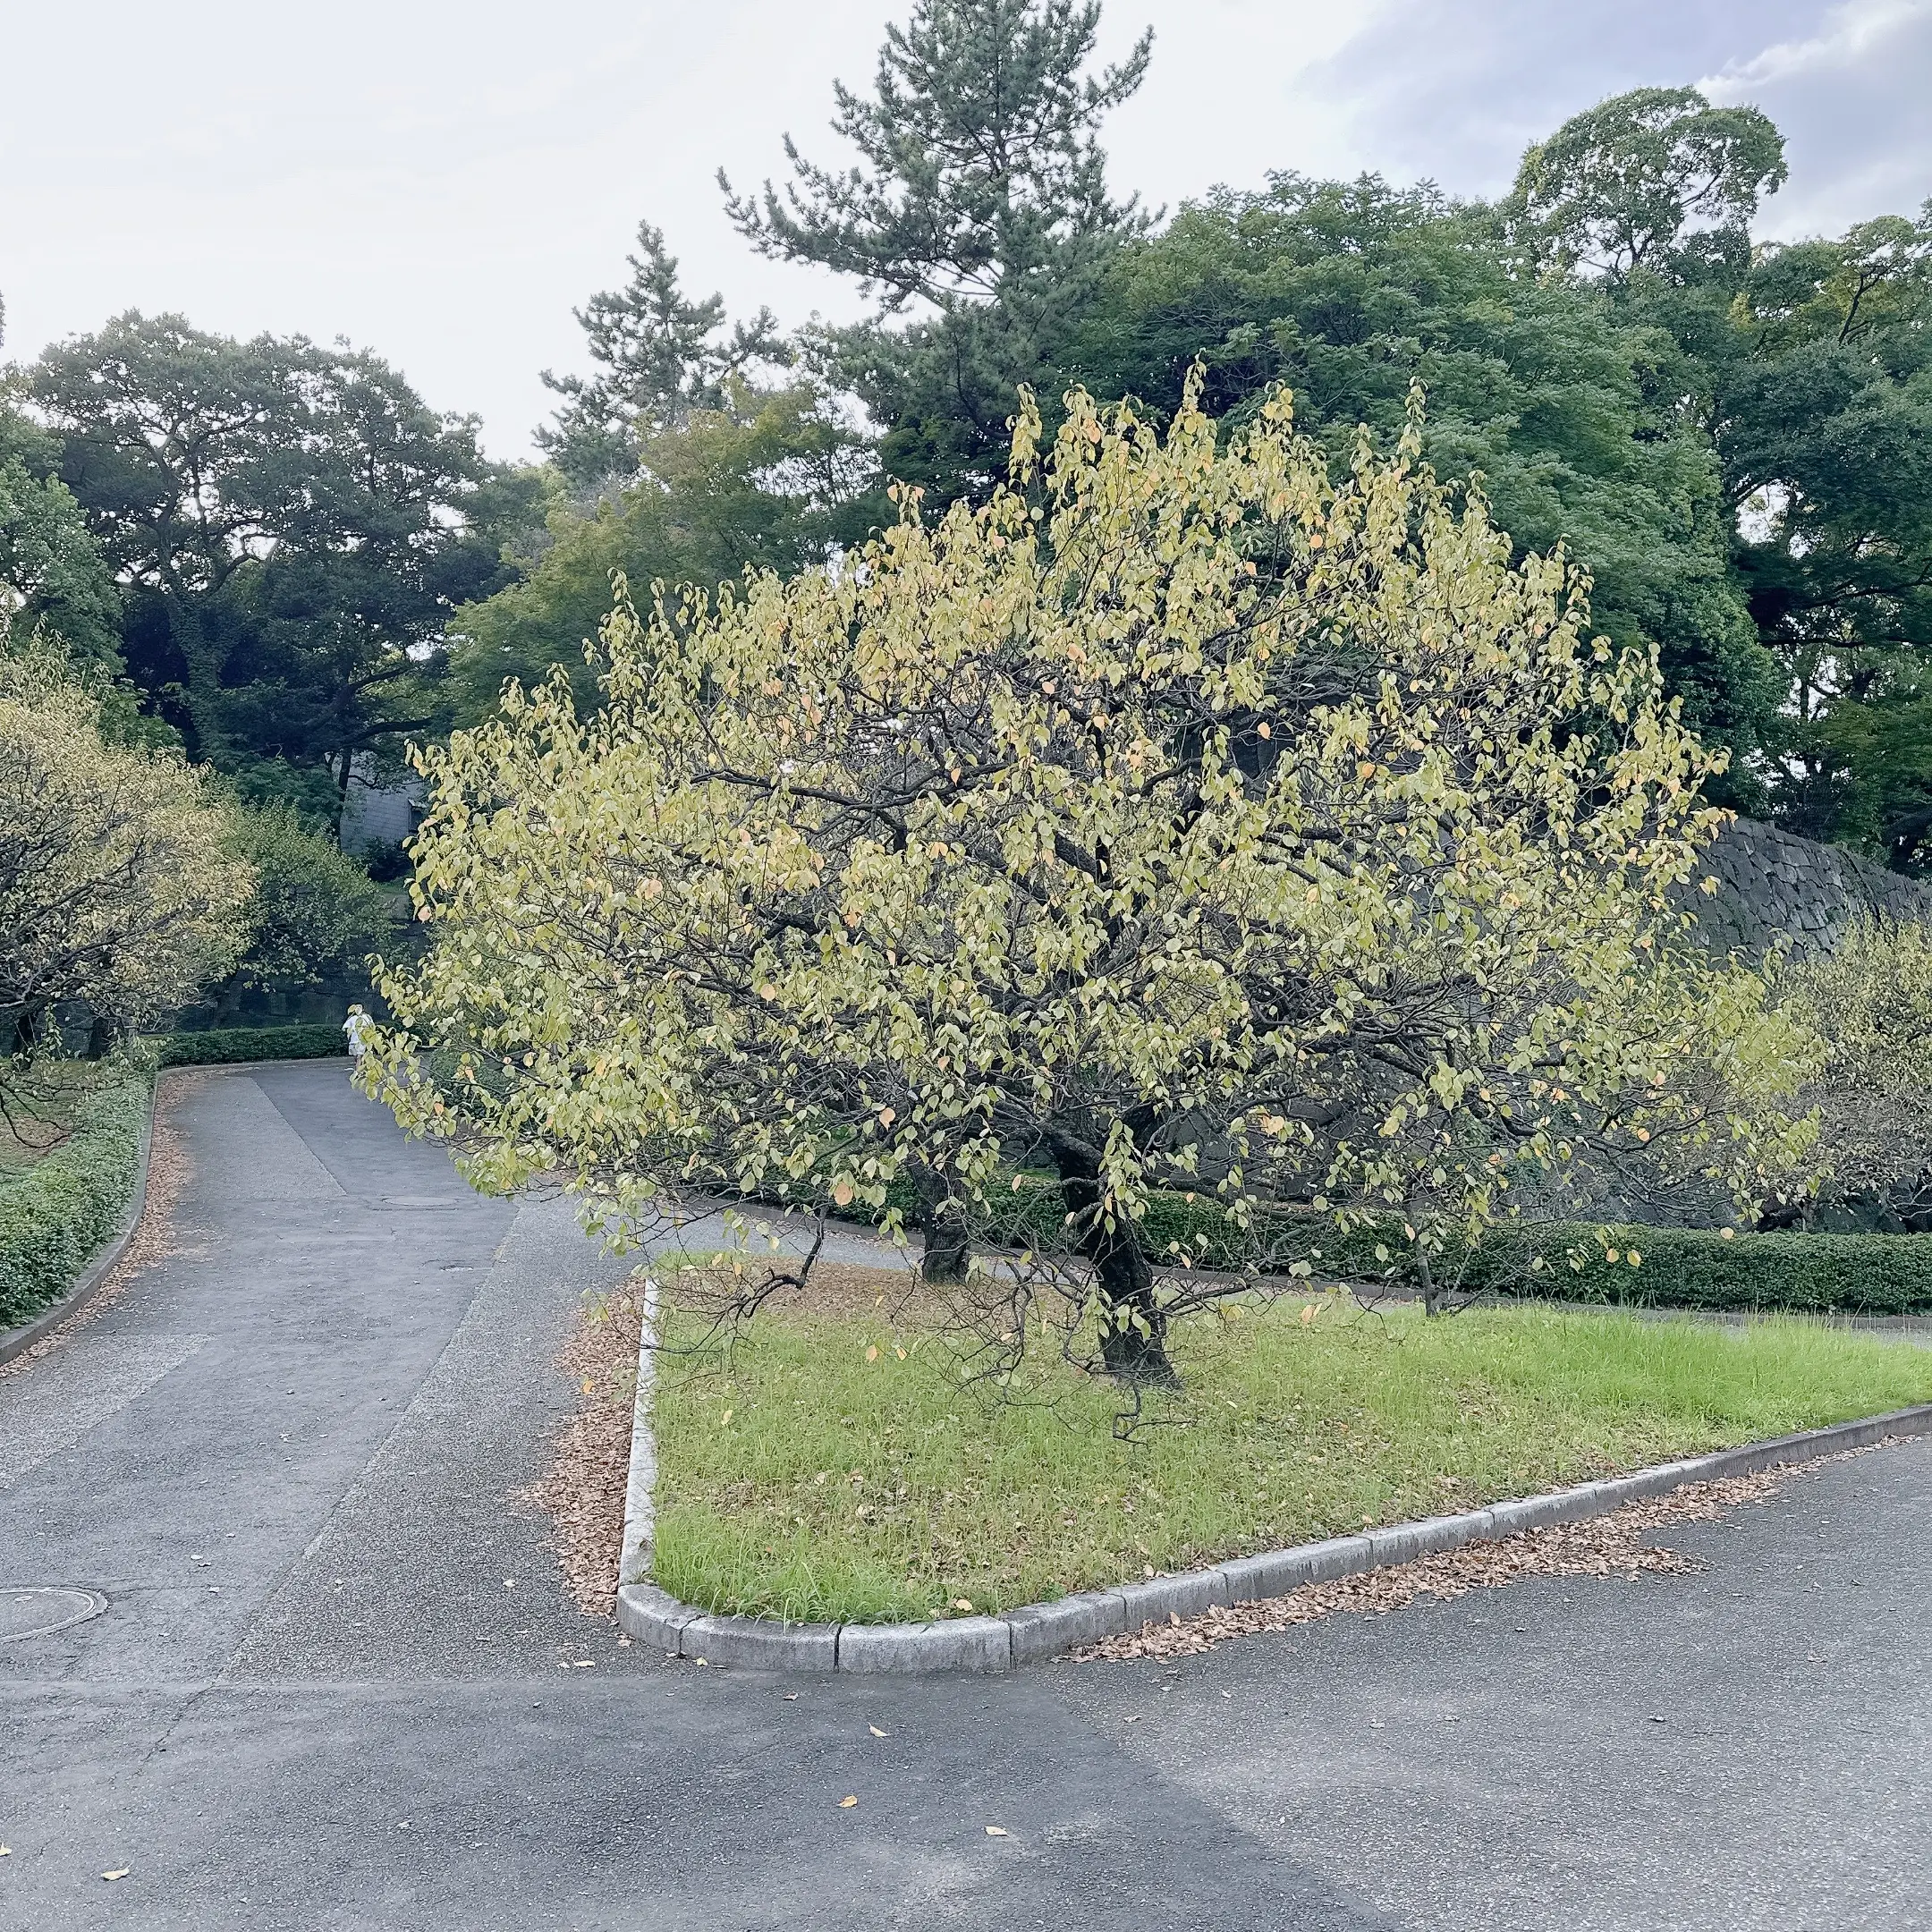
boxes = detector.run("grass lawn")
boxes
[648,1267,1932,1624]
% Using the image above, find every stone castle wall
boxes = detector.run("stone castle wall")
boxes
[1680,818,1932,955]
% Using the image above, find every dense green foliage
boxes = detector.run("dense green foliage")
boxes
[1050,174,1776,775]
[1470,1224,1932,1316]
[11,10,1922,865]
[19,311,535,821]
[705,21,1928,860]
[450,385,874,724]
[366,381,1819,1384]
[0,1072,149,1328]
[0,645,252,1072]
[651,1292,1932,1621]
[151,1023,348,1066]
[205,804,394,1021]
[724,0,1152,504]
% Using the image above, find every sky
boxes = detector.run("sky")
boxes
[3,0,1927,461]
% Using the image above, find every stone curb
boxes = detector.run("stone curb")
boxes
[615,1400,1932,1674]
[0,1077,159,1368]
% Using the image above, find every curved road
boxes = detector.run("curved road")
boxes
[2,1062,1928,1930]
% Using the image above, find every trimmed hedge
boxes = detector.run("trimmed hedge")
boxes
[152,1024,346,1066]
[0,1074,151,1329]
[815,1174,1932,1318]
[1464,1223,1932,1318]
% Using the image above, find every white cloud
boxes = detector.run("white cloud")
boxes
[1701,0,1932,237]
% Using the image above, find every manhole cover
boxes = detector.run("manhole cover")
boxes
[0,1587,107,1641]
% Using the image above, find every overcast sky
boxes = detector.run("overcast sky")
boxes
[3,0,1927,460]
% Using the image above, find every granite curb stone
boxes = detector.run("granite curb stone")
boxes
[1004,1589,1131,1664]
[680,1614,841,1671]
[838,1614,1012,1674]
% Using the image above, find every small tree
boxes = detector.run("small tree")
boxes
[0,642,252,1101]
[365,382,1814,1381]
[202,802,394,1022]
[1775,916,1932,1228]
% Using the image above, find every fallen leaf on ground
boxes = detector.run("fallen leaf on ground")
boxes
[526,1287,644,1617]
[838,1796,859,1809]
[985,1826,1009,1837]
[1070,1445,1878,1664]
[869,1725,886,1737]
[102,1869,130,1881]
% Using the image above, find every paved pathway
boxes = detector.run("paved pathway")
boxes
[3,1063,1928,1930]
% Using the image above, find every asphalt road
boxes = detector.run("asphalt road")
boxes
[3,1062,1928,1931]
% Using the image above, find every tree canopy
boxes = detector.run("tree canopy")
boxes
[0,641,251,1072]
[23,311,530,818]
[1049,173,1779,781]
[725,0,1155,500]
[363,385,1815,1381]
[536,221,784,489]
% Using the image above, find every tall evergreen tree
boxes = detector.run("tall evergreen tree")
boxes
[721,0,1152,499]
[1519,89,1932,869]
[537,222,782,488]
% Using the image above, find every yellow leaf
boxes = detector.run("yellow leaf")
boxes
[986,1825,1010,1836]
[865,1344,878,1362]
[952,1597,973,1612]
[832,1182,854,1207]
[878,1106,896,1126]
[102,1870,131,1882]
[869,1725,886,1737]
[758,982,778,1001]
[839,1795,859,1809]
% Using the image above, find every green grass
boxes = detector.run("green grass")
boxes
[650,1297,1932,1624]
[0,1062,96,1176]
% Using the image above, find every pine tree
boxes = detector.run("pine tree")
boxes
[537,222,782,488]
[720,0,1152,500]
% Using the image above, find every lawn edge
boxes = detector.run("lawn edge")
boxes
[0,1072,158,1368]
[615,1399,1932,1674]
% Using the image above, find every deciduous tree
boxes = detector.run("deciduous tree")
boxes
[0,642,251,1081]
[364,382,1814,1383]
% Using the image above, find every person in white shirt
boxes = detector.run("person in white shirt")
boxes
[343,1005,375,1061]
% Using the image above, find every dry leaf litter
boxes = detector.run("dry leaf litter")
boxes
[1070,1445,1878,1662]
[528,1283,644,1616]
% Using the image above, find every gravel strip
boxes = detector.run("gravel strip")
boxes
[1069,1445,1877,1662]
[529,1283,644,1616]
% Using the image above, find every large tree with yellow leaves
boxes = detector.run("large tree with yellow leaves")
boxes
[364,382,1816,1382]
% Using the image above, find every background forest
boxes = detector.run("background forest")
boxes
[4,0,1929,875]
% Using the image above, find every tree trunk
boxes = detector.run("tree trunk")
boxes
[1416,1242,1443,1318]
[1049,1138,1176,1385]
[85,1013,117,1061]
[912,1165,970,1285]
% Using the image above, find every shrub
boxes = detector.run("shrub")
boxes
[0,1072,150,1327]
[1466,1222,1932,1317]
[152,1024,346,1066]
